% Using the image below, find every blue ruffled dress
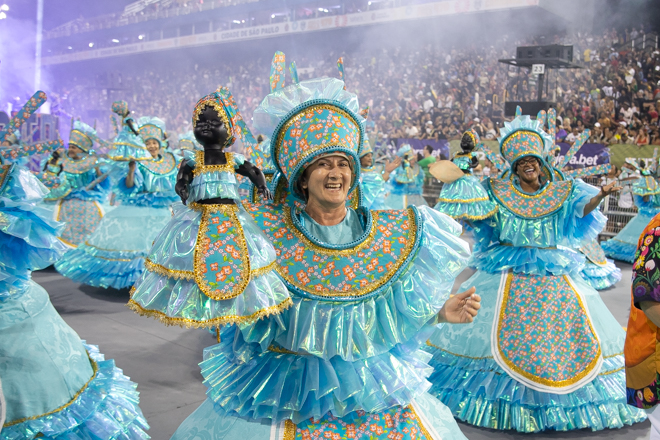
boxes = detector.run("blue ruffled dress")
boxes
[107,117,151,161]
[170,203,473,439]
[602,176,660,263]
[43,154,110,247]
[127,151,291,328]
[0,164,149,440]
[578,240,622,291]
[384,163,428,209]
[55,153,180,289]
[360,166,386,210]
[433,154,498,220]
[423,177,646,432]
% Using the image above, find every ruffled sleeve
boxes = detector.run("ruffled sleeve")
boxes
[0,167,67,297]
[233,153,246,168]
[563,179,606,247]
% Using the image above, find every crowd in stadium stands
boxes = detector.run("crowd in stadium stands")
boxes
[48,26,660,148]
[45,0,392,40]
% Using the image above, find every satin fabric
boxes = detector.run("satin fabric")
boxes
[0,164,150,440]
[424,178,646,432]
[360,167,387,210]
[434,174,497,220]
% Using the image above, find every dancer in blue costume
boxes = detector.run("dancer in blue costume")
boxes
[602,161,660,263]
[358,142,388,209]
[43,120,110,247]
[578,239,622,290]
[383,144,428,209]
[127,86,291,329]
[431,130,497,222]
[107,101,152,161]
[55,117,179,289]
[0,92,149,440]
[167,67,482,439]
[424,109,646,433]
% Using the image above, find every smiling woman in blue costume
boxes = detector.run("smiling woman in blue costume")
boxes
[43,120,110,247]
[601,160,660,263]
[55,117,179,289]
[166,68,482,439]
[423,109,646,433]
[0,92,149,440]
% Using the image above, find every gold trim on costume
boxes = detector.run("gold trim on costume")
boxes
[126,296,293,328]
[283,207,377,256]
[267,344,302,355]
[144,258,194,280]
[426,340,494,360]
[436,196,489,203]
[599,366,624,376]
[144,258,276,281]
[3,356,99,428]
[193,203,252,301]
[273,104,361,178]
[192,99,231,132]
[283,420,297,440]
[407,404,434,439]
[274,208,418,298]
[84,241,141,253]
[192,150,235,176]
[448,206,498,221]
[251,261,277,278]
[495,272,602,388]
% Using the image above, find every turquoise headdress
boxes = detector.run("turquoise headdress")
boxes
[193,86,256,150]
[253,77,365,202]
[359,138,373,158]
[498,115,554,168]
[111,100,129,116]
[396,144,412,158]
[69,120,97,153]
[138,117,167,148]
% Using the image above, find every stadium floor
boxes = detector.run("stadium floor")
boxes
[38,261,650,440]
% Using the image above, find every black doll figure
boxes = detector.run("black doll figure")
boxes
[127,87,291,332]
[456,130,480,174]
[175,105,272,205]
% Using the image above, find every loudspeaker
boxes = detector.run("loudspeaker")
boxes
[516,45,573,62]
[504,101,556,117]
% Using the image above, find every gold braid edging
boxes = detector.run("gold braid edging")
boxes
[449,206,499,221]
[3,356,99,428]
[144,258,277,281]
[126,296,293,329]
[283,420,297,440]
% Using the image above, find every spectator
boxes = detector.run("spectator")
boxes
[418,145,437,181]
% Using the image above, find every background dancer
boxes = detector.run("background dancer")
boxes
[0,92,150,440]
[424,109,645,433]
[43,120,110,248]
[55,117,179,289]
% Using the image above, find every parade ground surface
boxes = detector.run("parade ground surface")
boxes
[38,261,650,440]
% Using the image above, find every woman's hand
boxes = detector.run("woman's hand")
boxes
[437,287,481,324]
[599,180,622,197]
